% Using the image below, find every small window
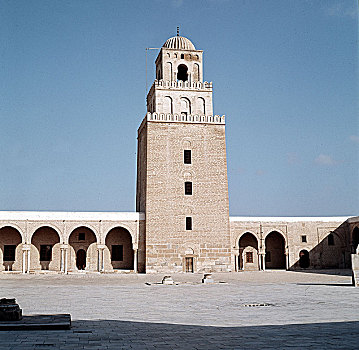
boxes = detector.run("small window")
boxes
[301,235,307,243]
[40,245,53,261]
[246,252,253,263]
[78,232,85,241]
[186,217,192,230]
[181,54,184,59]
[265,251,271,262]
[112,245,123,261]
[185,181,192,195]
[3,245,16,261]
[184,150,191,164]
[328,233,335,246]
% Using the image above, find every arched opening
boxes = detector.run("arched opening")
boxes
[31,227,60,271]
[177,64,188,82]
[352,227,359,253]
[299,250,310,268]
[180,97,191,115]
[167,62,173,81]
[265,231,286,269]
[193,63,200,81]
[197,97,205,115]
[0,226,22,271]
[238,232,258,271]
[105,227,133,270]
[69,227,97,271]
[76,249,86,270]
[164,96,173,114]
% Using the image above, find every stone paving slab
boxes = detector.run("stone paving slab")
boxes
[0,314,71,330]
[0,270,358,349]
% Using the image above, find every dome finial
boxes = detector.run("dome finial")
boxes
[177,26,179,36]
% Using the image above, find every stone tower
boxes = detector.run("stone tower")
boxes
[136,34,231,273]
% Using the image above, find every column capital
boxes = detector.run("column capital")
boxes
[22,244,31,251]
[132,243,138,250]
[60,244,69,249]
[97,244,106,250]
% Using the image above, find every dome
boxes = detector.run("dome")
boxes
[162,36,196,50]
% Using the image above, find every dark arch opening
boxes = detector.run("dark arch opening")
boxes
[238,232,258,271]
[299,249,310,268]
[0,226,22,271]
[69,226,97,271]
[177,64,188,82]
[353,227,359,253]
[105,227,134,270]
[31,226,60,270]
[76,249,86,270]
[265,231,286,269]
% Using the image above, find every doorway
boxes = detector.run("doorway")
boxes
[76,249,86,270]
[299,250,310,268]
[185,257,194,273]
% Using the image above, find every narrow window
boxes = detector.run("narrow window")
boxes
[112,245,123,261]
[265,251,271,262]
[186,217,192,230]
[40,245,53,261]
[328,233,335,246]
[301,235,307,243]
[78,232,85,241]
[3,245,16,261]
[181,53,184,59]
[184,150,191,164]
[246,252,253,263]
[185,181,192,195]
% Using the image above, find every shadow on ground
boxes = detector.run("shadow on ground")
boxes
[1,319,358,349]
[291,269,352,276]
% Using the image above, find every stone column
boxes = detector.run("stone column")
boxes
[97,245,106,272]
[60,244,68,273]
[285,247,289,270]
[133,243,138,273]
[258,252,262,271]
[22,249,26,274]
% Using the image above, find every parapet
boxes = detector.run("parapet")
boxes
[138,112,225,134]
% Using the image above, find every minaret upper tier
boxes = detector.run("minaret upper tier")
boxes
[146,35,214,116]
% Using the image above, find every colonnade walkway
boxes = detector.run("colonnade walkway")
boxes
[0,270,358,349]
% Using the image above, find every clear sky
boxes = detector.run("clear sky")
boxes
[1,0,358,216]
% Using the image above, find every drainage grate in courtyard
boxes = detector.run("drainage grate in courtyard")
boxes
[241,303,273,307]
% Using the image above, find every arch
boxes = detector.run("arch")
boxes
[197,97,205,115]
[69,226,97,271]
[177,64,188,82]
[30,223,62,243]
[31,226,61,271]
[180,97,191,115]
[0,226,23,271]
[105,227,133,270]
[65,224,99,243]
[265,231,286,269]
[299,250,310,268]
[352,227,359,253]
[164,96,173,114]
[0,224,25,243]
[238,232,259,271]
[167,62,173,81]
[193,63,200,81]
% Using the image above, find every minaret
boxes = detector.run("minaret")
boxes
[136,34,231,273]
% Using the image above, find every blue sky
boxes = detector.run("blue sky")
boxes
[1,0,358,216]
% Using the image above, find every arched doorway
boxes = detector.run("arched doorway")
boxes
[238,232,258,271]
[105,227,133,270]
[299,250,310,268]
[69,227,97,271]
[76,249,86,270]
[0,226,22,271]
[265,231,286,269]
[352,227,359,253]
[31,227,60,271]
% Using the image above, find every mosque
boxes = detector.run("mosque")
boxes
[0,35,358,274]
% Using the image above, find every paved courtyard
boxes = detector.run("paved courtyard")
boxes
[0,270,358,349]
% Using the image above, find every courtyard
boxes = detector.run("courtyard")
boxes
[0,270,358,349]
